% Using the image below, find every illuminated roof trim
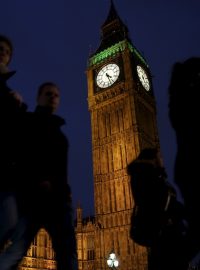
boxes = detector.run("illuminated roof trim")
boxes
[88,40,148,67]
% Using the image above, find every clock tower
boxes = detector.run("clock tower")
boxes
[87,1,160,270]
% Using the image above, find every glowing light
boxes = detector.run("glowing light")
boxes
[107,252,119,269]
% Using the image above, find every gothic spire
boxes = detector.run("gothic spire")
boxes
[95,0,130,54]
[101,0,119,27]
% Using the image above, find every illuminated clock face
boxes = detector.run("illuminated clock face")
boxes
[136,65,150,91]
[96,63,120,88]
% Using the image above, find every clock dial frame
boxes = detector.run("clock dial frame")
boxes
[136,65,150,91]
[96,63,120,89]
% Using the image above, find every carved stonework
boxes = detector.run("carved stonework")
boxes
[18,229,56,270]
[94,85,125,104]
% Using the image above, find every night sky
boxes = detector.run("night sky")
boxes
[1,0,200,217]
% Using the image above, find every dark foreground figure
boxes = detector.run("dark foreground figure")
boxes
[0,82,77,270]
[168,57,200,261]
[127,148,189,270]
[0,34,27,251]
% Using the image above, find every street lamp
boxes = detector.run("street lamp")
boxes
[107,252,119,269]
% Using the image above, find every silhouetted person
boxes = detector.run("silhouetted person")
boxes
[0,34,26,249]
[0,82,77,270]
[168,57,200,261]
[127,147,188,270]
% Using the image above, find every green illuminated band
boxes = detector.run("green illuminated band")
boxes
[88,40,148,67]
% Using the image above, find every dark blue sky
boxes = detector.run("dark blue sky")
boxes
[1,0,200,217]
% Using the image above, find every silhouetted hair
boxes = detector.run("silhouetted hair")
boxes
[168,57,200,129]
[127,148,158,175]
[0,34,13,59]
[136,148,158,160]
[37,82,59,98]
[168,57,200,92]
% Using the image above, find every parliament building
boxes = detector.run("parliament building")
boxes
[19,1,160,270]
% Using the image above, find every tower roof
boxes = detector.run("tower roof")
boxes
[94,0,131,54]
[101,0,121,27]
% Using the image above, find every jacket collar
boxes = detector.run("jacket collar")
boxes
[34,105,65,126]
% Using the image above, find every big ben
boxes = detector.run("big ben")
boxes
[87,1,160,270]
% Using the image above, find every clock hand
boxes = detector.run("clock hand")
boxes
[106,72,112,79]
